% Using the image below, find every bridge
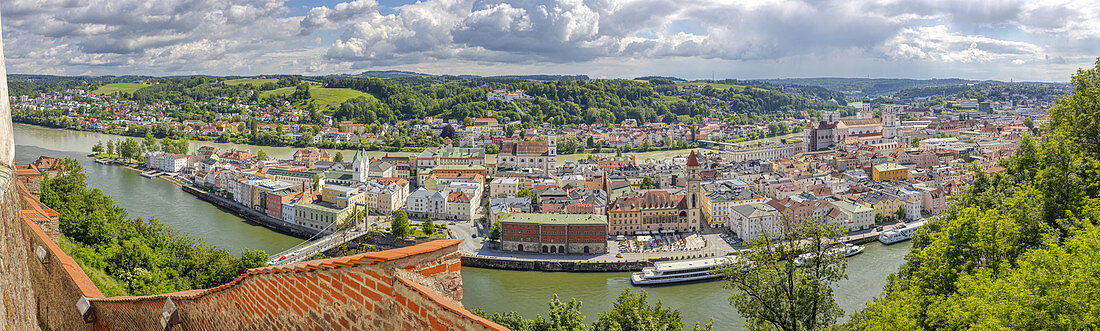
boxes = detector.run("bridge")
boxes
[267,225,371,265]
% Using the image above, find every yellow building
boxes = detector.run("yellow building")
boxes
[858,192,903,218]
[322,185,366,208]
[872,163,908,182]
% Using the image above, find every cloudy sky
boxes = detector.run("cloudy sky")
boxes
[1,0,1096,81]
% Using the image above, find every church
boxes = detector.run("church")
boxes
[803,100,902,152]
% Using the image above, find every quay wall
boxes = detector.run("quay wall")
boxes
[461,255,651,272]
[181,185,317,239]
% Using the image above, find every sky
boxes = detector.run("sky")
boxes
[1,0,1097,82]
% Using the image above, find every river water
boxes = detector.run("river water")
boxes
[13,123,910,329]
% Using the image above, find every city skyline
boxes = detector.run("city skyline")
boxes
[1,0,1096,82]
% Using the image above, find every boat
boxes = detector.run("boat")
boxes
[630,256,739,286]
[879,221,925,244]
[794,244,864,267]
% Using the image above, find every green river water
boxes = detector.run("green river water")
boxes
[14,123,910,329]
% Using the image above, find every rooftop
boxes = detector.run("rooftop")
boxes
[498,213,608,225]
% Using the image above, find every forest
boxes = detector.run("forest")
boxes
[39,159,267,296]
[848,60,1100,329]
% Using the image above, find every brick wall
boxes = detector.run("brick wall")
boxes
[0,164,507,331]
[89,240,503,330]
[0,167,102,331]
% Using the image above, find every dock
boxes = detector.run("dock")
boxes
[140,171,164,178]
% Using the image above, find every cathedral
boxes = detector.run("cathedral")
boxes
[803,100,902,152]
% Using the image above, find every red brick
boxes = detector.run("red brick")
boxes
[363,287,383,303]
[420,264,447,277]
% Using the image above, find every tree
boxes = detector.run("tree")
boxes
[143,132,158,152]
[391,209,410,238]
[472,295,585,331]
[592,289,712,331]
[1023,117,1036,135]
[441,125,457,139]
[896,206,906,221]
[334,152,344,163]
[92,141,104,154]
[517,189,539,205]
[485,143,500,154]
[488,222,501,243]
[640,176,658,190]
[422,218,435,235]
[256,149,268,160]
[106,139,116,155]
[718,218,848,331]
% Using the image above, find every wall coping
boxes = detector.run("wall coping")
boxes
[397,276,508,331]
[89,239,465,303]
[13,179,105,299]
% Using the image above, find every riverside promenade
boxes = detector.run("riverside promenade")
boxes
[451,220,893,272]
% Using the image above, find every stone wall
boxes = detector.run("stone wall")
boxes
[0,166,102,331]
[462,255,651,272]
[0,165,507,330]
[89,240,503,330]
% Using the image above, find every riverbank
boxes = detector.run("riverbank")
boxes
[87,153,319,240]
[462,255,650,272]
[181,185,317,239]
[15,122,701,163]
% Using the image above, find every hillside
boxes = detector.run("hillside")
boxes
[756,77,976,95]
[261,85,378,110]
[224,78,278,86]
[851,60,1100,329]
[92,83,149,95]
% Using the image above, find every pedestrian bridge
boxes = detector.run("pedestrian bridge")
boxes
[267,227,369,265]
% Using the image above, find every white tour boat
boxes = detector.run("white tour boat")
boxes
[630,256,739,286]
[793,244,864,267]
[879,221,926,244]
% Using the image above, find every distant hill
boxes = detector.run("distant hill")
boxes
[352,70,434,79]
[754,78,977,96]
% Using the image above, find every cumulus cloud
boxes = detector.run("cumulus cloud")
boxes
[0,0,1097,80]
[299,0,379,35]
[882,25,1043,63]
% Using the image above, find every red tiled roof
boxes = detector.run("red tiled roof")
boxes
[686,150,699,167]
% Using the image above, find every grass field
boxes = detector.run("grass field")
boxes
[91,83,148,95]
[224,78,278,86]
[261,86,377,110]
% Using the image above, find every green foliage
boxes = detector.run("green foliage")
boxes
[473,295,585,331]
[391,209,410,238]
[256,149,268,160]
[488,222,502,243]
[333,151,344,163]
[422,218,435,235]
[852,59,1100,329]
[640,176,658,190]
[719,218,848,331]
[517,189,539,205]
[43,158,267,296]
[475,291,712,331]
[592,289,712,331]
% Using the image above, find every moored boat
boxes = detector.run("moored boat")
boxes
[630,256,739,286]
[879,221,925,244]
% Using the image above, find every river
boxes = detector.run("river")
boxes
[13,123,909,329]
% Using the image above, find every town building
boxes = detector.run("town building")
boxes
[499,213,608,254]
[729,203,782,241]
[872,163,909,182]
[498,139,557,172]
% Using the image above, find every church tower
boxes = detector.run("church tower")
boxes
[883,106,899,141]
[686,150,702,231]
[351,149,370,182]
